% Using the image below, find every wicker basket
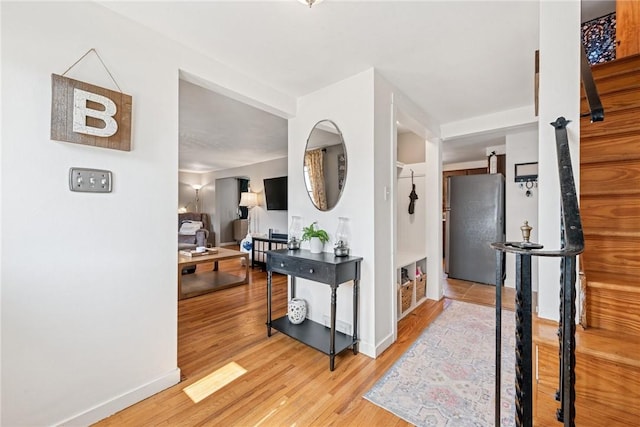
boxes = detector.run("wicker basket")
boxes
[416,274,427,301]
[401,280,413,312]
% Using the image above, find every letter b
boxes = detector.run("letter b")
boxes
[72,88,118,137]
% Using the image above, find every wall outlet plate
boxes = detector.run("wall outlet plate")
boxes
[69,167,112,193]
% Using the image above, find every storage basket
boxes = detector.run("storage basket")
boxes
[401,280,413,312]
[416,274,427,301]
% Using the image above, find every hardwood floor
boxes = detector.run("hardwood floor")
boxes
[96,260,505,426]
[444,276,516,312]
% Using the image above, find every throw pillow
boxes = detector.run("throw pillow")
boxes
[179,221,203,235]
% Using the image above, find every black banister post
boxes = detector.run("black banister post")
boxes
[561,255,577,427]
[495,251,504,427]
[514,253,533,427]
[492,117,583,427]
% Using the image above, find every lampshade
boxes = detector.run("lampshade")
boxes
[191,184,203,190]
[239,191,258,208]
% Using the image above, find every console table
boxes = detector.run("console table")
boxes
[266,249,362,371]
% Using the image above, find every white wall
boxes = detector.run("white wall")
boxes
[537,1,581,320]
[384,74,443,351]
[211,156,289,236]
[215,177,239,244]
[397,132,426,164]
[0,2,295,425]
[178,171,205,213]
[443,160,487,171]
[289,69,377,356]
[180,158,288,246]
[397,163,428,259]
[505,129,539,290]
[373,75,397,352]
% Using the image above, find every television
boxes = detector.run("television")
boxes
[263,176,288,210]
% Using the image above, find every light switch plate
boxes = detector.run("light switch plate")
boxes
[69,168,112,193]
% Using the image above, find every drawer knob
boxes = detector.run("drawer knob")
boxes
[309,268,314,273]
[280,262,285,267]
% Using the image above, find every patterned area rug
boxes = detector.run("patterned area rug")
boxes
[364,301,515,426]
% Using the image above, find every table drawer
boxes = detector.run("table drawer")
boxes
[268,255,333,284]
[293,260,332,283]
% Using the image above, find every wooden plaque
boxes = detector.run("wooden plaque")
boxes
[51,74,132,151]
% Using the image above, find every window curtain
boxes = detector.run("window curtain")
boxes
[305,149,327,210]
[238,178,249,219]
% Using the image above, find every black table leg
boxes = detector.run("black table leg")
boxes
[330,285,337,371]
[353,278,359,354]
[267,270,272,337]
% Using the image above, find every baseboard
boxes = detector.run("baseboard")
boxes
[58,367,181,426]
[374,332,395,357]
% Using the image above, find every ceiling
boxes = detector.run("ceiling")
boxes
[179,80,287,172]
[101,1,607,171]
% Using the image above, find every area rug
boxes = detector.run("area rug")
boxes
[364,301,515,426]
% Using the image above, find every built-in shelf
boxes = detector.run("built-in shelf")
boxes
[396,251,426,269]
[396,255,428,320]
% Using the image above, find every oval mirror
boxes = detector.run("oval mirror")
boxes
[303,120,347,211]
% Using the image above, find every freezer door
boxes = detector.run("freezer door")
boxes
[448,174,504,285]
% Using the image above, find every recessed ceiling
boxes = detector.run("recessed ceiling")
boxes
[442,133,505,164]
[101,1,540,126]
[103,1,607,168]
[179,80,287,172]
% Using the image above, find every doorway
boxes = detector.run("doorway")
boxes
[177,71,289,377]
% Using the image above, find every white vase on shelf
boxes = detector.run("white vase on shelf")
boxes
[287,298,307,324]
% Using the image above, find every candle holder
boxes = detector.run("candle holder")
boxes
[333,217,350,257]
[288,216,302,250]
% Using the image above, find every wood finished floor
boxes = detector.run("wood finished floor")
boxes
[444,276,516,312]
[96,260,508,426]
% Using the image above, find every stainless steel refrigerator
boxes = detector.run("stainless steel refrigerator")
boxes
[445,174,505,285]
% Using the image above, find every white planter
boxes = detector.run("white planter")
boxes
[287,298,307,324]
[309,237,324,253]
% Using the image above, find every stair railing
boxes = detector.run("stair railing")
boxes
[580,47,605,123]
[492,117,585,427]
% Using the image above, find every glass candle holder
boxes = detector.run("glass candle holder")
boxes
[288,216,303,250]
[334,217,350,256]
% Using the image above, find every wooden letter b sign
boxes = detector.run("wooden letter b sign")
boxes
[51,74,132,151]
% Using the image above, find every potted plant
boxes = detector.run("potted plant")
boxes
[301,222,329,254]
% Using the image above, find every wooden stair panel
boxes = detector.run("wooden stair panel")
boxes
[589,54,640,80]
[580,107,640,139]
[580,84,640,114]
[581,132,640,164]
[580,196,640,230]
[535,340,640,426]
[587,285,640,334]
[583,68,640,96]
[581,160,640,195]
[581,235,640,277]
[534,319,640,426]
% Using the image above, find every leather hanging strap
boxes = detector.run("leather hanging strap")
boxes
[408,169,418,215]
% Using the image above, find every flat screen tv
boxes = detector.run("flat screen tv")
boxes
[263,176,288,210]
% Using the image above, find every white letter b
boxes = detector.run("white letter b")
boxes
[72,88,118,137]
